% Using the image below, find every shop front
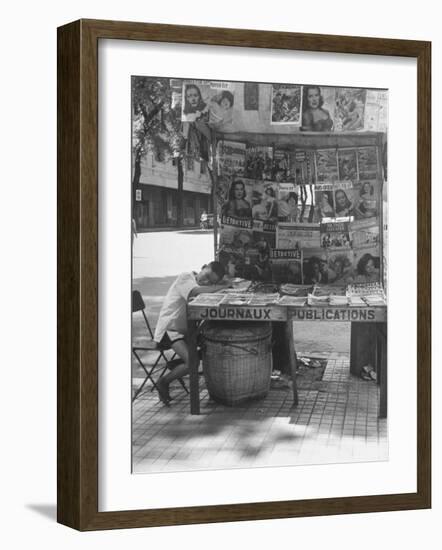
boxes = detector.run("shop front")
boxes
[134,184,211,230]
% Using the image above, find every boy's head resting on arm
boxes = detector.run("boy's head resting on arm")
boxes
[195,261,226,286]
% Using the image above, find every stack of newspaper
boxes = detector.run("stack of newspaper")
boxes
[307,293,330,306]
[307,284,347,306]
[279,284,312,297]
[221,293,252,306]
[278,295,307,307]
[189,293,226,306]
[314,285,347,297]
[363,294,387,306]
[329,295,349,306]
[347,282,384,296]
[347,282,386,306]
[348,296,367,307]
[248,293,280,306]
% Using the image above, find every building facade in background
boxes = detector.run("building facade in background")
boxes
[134,153,212,230]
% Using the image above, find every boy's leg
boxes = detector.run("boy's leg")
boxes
[157,339,189,403]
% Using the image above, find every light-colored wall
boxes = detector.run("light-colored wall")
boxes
[139,153,212,194]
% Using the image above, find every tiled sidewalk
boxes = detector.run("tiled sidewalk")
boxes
[132,350,388,474]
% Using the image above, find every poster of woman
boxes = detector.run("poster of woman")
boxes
[182,80,235,126]
[314,184,336,219]
[277,187,300,222]
[221,179,253,219]
[251,182,279,221]
[301,85,334,132]
[334,187,354,217]
[353,250,381,283]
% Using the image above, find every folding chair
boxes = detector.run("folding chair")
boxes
[132,290,189,402]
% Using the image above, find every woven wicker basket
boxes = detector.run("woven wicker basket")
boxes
[201,322,273,406]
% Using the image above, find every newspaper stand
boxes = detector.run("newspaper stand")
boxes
[187,130,387,418]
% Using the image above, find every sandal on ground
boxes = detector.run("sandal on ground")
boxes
[361,365,377,381]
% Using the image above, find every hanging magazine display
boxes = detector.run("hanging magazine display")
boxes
[182,80,235,131]
[272,149,292,181]
[271,83,302,125]
[218,216,253,274]
[320,221,351,248]
[251,181,279,221]
[315,149,338,182]
[357,146,378,180]
[338,149,358,181]
[245,145,273,180]
[302,247,329,284]
[333,181,356,218]
[350,219,380,248]
[220,177,253,218]
[353,244,381,284]
[301,85,335,132]
[217,140,246,178]
[326,249,356,284]
[277,183,300,222]
[333,88,367,132]
[270,248,303,284]
[289,150,316,222]
[352,182,379,219]
[364,90,389,132]
[277,222,320,250]
[314,183,336,219]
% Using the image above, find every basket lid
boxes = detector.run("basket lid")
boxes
[201,321,272,342]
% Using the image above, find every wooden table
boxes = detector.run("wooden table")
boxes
[187,303,387,417]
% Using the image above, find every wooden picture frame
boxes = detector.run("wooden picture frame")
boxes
[57,19,431,531]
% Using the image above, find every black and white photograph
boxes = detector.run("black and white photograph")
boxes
[131,75,388,475]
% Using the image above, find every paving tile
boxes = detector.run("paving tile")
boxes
[131,347,388,474]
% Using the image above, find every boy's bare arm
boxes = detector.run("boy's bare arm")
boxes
[188,281,231,298]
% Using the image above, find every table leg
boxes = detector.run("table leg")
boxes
[377,322,388,418]
[350,322,377,377]
[271,322,290,377]
[285,319,299,407]
[188,320,200,415]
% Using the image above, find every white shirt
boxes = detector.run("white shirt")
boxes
[153,272,198,342]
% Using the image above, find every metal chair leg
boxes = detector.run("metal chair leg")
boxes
[132,350,162,401]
